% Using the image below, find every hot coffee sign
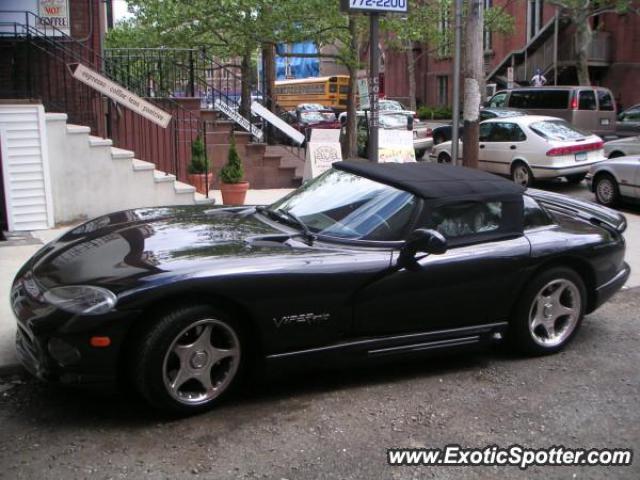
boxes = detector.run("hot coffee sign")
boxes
[38,0,70,35]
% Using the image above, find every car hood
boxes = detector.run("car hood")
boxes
[25,205,309,291]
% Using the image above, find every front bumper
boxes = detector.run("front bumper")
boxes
[592,262,631,311]
[11,274,133,385]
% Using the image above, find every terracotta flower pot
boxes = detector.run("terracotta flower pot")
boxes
[187,173,214,195]
[220,181,250,205]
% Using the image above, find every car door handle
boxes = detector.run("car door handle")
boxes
[479,144,485,149]
[510,145,517,150]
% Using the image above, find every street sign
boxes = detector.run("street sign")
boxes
[341,0,408,14]
[507,67,514,89]
[357,78,370,110]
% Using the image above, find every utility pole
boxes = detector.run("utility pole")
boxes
[451,0,463,165]
[462,0,484,169]
[369,13,380,163]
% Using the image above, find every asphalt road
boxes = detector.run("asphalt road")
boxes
[0,286,638,480]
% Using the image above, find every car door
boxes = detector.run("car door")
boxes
[479,121,526,175]
[353,199,531,337]
[632,159,640,199]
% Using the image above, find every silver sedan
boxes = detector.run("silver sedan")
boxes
[604,135,640,158]
[586,155,640,206]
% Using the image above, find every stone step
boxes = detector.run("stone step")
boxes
[132,159,155,172]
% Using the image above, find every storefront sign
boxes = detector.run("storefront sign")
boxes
[70,63,172,128]
[38,0,70,35]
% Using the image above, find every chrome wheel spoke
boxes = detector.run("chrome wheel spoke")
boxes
[195,370,215,394]
[192,324,213,351]
[211,346,237,364]
[170,366,193,392]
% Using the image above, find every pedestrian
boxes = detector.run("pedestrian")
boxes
[531,68,547,87]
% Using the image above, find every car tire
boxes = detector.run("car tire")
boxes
[566,173,587,184]
[608,151,624,159]
[510,161,534,188]
[594,173,620,207]
[415,149,426,159]
[437,152,451,164]
[131,304,244,415]
[508,267,586,356]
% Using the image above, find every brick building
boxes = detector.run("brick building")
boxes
[382,4,640,111]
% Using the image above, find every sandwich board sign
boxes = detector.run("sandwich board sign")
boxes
[303,129,343,180]
[378,130,416,163]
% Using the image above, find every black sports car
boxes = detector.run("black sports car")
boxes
[11,162,629,414]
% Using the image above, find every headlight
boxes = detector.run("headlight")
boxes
[43,286,117,315]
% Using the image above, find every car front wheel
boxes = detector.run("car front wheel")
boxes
[511,162,534,188]
[594,173,620,207]
[509,267,586,355]
[132,305,243,414]
[437,152,451,164]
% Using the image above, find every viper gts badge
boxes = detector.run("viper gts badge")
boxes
[273,313,331,328]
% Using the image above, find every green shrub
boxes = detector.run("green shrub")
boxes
[219,134,244,184]
[417,105,453,120]
[188,135,209,174]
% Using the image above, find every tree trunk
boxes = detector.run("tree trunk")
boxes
[345,15,359,159]
[406,42,417,111]
[574,16,592,86]
[462,0,483,169]
[239,51,252,119]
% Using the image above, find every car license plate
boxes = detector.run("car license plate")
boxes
[575,152,588,162]
[600,118,610,126]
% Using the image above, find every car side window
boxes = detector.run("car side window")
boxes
[597,90,614,111]
[429,201,503,239]
[579,90,597,110]
[489,92,507,108]
[479,122,494,141]
[523,196,552,229]
[482,122,526,142]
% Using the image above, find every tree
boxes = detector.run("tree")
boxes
[462,0,483,169]
[547,0,638,85]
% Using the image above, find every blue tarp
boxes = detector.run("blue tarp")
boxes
[275,42,319,80]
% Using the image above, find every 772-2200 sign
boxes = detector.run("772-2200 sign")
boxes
[344,0,408,14]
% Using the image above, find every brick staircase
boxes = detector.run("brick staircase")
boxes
[202,110,302,189]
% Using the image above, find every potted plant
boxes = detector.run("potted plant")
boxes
[219,134,249,205]
[187,135,213,195]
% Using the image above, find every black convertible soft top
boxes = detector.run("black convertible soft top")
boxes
[333,161,524,200]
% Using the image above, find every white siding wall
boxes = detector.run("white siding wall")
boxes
[0,104,54,231]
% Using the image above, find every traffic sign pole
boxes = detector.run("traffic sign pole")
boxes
[369,12,380,163]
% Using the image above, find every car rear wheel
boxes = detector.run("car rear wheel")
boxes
[511,162,534,188]
[132,305,243,414]
[566,173,587,184]
[437,152,451,164]
[594,173,620,207]
[509,267,586,355]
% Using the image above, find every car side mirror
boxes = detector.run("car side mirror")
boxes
[398,229,447,267]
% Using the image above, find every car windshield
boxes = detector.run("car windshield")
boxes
[269,169,416,241]
[529,120,589,141]
[301,111,336,123]
[379,114,409,129]
[493,109,522,117]
[299,103,326,111]
[380,100,405,111]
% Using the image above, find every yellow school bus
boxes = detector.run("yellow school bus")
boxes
[274,75,350,111]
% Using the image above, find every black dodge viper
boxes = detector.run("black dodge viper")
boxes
[11,161,629,414]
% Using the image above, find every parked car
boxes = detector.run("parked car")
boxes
[429,115,606,187]
[586,155,640,206]
[615,105,640,138]
[339,99,416,125]
[486,86,617,138]
[431,107,526,146]
[11,161,629,414]
[604,135,640,158]
[276,105,341,144]
[349,111,432,158]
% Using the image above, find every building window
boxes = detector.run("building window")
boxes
[527,0,544,40]
[437,0,452,57]
[438,76,449,106]
[483,0,492,51]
